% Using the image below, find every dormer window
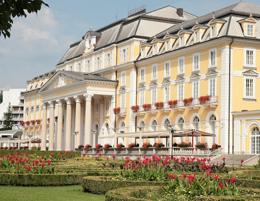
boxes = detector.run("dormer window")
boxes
[70,66,73,71]
[141,48,145,58]
[211,25,216,38]
[97,57,100,69]
[153,44,157,54]
[78,63,81,72]
[247,24,254,37]
[180,36,184,47]
[87,60,90,72]
[194,31,199,43]
[165,40,170,51]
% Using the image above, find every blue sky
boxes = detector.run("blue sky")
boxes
[1,0,260,90]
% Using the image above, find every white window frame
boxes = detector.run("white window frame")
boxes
[164,86,170,102]
[153,44,157,55]
[244,77,255,99]
[192,81,199,99]
[140,68,145,83]
[193,53,200,71]
[166,40,170,51]
[180,36,184,47]
[164,61,170,78]
[178,57,185,74]
[211,25,216,38]
[209,49,217,67]
[107,53,111,66]
[151,89,157,105]
[37,95,40,105]
[139,91,145,106]
[247,24,254,37]
[87,60,90,72]
[244,48,256,67]
[141,48,145,58]
[31,96,34,106]
[177,84,184,101]
[208,78,216,96]
[151,64,157,80]
[121,71,126,86]
[123,49,126,62]
[194,31,199,43]
[121,93,126,108]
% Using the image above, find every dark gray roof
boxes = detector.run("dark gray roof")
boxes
[62,71,117,82]
[155,1,260,38]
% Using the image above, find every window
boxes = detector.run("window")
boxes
[245,49,254,66]
[211,25,216,38]
[152,120,157,131]
[247,24,254,37]
[209,78,216,96]
[153,44,157,54]
[209,50,216,66]
[164,119,170,130]
[193,54,200,70]
[87,60,90,72]
[78,63,81,72]
[178,84,184,101]
[151,89,157,105]
[178,117,184,130]
[165,62,170,77]
[152,65,157,80]
[251,127,260,154]
[36,110,39,119]
[192,81,199,99]
[140,68,145,83]
[107,53,110,66]
[123,49,126,62]
[105,101,110,114]
[166,40,170,51]
[193,116,200,130]
[180,36,184,47]
[139,91,145,106]
[178,58,184,74]
[121,93,126,108]
[121,72,126,86]
[95,103,99,113]
[97,57,100,69]
[194,31,199,43]
[164,86,170,102]
[70,66,73,71]
[245,77,254,98]
[141,48,145,58]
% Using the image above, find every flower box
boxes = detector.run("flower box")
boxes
[117,143,124,149]
[154,142,165,148]
[30,120,35,125]
[212,143,221,149]
[36,119,41,124]
[183,97,193,106]
[178,142,189,147]
[128,143,137,149]
[78,144,84,149]
[104,143,112,150]
[199,95,210,104]
[131,105,139,112]
[20,121,24,126]
[195,143,207,149]
[47,118,50,122]
[154,102,164,110]
[113,108,120,114]
[25,121,30,125]
[142,104,151,111]
[85,144,92,149]
[95,144,102,150]
[142,142,151,149]
[168,100,177,108]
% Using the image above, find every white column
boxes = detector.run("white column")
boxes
[41,103,47,150]
[110,95,116,146]
[56,100,63,151]
[234,119,241,153]
[65,98,72,151]
[84,93,92,145]
[100,97,104,144]
[74,96,82,148]
[242,120,246,152]
[48,101,55,151]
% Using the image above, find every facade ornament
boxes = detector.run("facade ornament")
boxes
[58,74,66,87]
[48,101,55,108]
[84,93,93,101]
[65,98,72,105]
[56,100,63,106]
[41,102,47,110]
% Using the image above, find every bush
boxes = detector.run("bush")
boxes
[82,176,167,195]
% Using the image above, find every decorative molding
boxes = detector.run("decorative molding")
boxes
[65,98,72,105]
[41,103,47,110]
[74,96,82,103]
[56,100,63,106]
[84,93,92,101]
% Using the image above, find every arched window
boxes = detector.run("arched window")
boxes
[139,120,145,131]
[152,120,157,131]
[105,123,109,134]
[209,115,216,133]
[178,117,184,130]
[251,127,260,154]
[193,116,200,130]
[164,119,170,130]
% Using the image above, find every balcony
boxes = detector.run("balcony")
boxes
[169,101,186,111]
[185,98,201,110]
[200,95,218,108]
[114,107,126,117]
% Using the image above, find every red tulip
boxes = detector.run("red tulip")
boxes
[60,154,63,158]
[50,153,54,157]
[70,153,73,156]
[83,153,86,157]
[65,151,68,155]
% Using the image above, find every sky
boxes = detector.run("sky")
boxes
[1,0,260,91]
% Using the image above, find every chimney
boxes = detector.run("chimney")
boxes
[177,8,183,17]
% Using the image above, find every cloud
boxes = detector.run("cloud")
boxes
[0,8,76,88]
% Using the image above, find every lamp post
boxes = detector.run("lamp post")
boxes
[28,134,33,150]
[73,131,79,149]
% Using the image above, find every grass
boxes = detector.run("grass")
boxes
[0,185,105,201]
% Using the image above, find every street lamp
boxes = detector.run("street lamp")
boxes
[73,131,79,149]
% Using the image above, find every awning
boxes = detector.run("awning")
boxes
[172,130,216,137]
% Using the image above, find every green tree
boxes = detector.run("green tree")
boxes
[3,102,13,130]
[0,0,49,38]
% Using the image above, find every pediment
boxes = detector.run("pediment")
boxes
[206,70,218,78]
[190,73,201,80]
[39,71,82,92]
[238,17,257,24]
[243,70,258,77]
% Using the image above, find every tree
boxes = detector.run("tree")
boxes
[0,0,49,38]
[3,102,13,130]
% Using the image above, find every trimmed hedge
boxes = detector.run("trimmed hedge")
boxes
[105,186,161,201]
[236,179,260,188]
[0,150,80,159]
[82,176,167,195]
[0,173,84,186]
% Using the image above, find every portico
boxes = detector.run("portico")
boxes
[39,71,117,151]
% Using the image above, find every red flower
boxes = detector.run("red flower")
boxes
[112,155,116,159]
[241,159,244,163]
[230,177,236,185]
[60,154,63,158]
[50,153,54,157]
[107,157,109,160]
[214,175,220,180]
[218,182,223,189]
[222,157,226,162]
[16,168,19,171]
[99,153,102,156]
[70,153,73,156]
[83,153,86,157]
[134,166,139,170]
[48,160,51,165]
[168,174,176,179]
[94,157,97,160]
[65,151,68,155]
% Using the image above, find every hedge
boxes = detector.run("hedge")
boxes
[105,186,161,201]
[0,150,80,159]
[82,176,167,195]
[0,173,84,186]
[236,179,260,188]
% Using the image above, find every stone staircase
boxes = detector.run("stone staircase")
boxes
[210,154,257,166]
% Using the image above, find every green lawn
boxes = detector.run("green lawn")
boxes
[0,185,105,201]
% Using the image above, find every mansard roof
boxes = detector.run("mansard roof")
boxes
[57,5,197,66]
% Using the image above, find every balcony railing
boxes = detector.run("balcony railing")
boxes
[114,107,127,117]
